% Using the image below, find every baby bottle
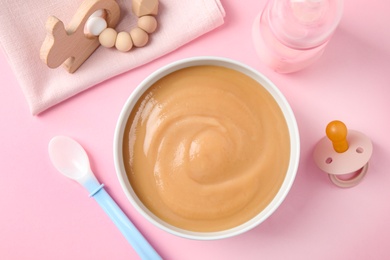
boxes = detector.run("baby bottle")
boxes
[252,0,343,73]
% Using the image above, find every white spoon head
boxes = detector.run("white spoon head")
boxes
[48,136,91,181]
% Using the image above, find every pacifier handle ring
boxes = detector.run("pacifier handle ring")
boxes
[328,163,369,188]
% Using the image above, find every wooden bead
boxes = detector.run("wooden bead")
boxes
[138,15,157,33]
[99,28,117,48]
[132,0,159,17]
[115,31,133,52]
[130,27,149,47]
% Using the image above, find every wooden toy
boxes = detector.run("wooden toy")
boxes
[313,120,373,188]
[40,0,159,73]
[40,0,120,73]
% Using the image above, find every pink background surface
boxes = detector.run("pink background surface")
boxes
[1,0,390,259]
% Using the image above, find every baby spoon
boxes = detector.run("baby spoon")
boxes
[48,135,161,260]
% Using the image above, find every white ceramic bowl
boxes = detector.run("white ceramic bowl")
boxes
[113,56,300,240]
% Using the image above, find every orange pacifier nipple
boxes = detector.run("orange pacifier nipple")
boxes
[326,120,349,153]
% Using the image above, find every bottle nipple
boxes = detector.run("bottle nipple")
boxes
[326,120,349,153]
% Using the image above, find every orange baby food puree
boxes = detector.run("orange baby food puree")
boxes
[123,65,290,232]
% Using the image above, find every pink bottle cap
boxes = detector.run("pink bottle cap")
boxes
[268,0,344,49]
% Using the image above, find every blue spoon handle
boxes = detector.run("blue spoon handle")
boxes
[86,181,161,260]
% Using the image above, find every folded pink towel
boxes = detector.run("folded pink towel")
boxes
[0,0,225,115]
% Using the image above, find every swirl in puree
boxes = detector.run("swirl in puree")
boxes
[123,66,290,232]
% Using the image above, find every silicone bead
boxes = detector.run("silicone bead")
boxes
[99,28,117,48]
[85,16,107,36]
[115,31,133,52]
[138,15,157,33]
[130,27,149,47]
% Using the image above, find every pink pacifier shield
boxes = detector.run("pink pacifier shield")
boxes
[313,130,373,175]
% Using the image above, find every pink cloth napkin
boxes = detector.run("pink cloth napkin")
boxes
[0,0,225,115]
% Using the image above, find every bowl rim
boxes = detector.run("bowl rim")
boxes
[113,56,300,240]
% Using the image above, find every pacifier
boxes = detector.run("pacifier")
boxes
[313,120,373,188]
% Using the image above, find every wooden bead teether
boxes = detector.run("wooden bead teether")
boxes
[95,0,159,52]
[313,120,373,188]
[40,0,120,73]
[40,0,159,73]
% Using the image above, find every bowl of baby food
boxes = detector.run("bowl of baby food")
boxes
[114,56,300,240]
